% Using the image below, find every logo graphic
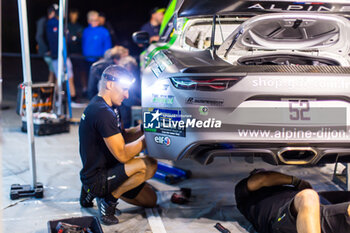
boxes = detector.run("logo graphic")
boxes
[154,135,171,146]
[186,97,224,106]
[152,94,174,105]
[186,97,194,104]
[277,213,286,222]
[199,106,209,115]
[144,110,162,129]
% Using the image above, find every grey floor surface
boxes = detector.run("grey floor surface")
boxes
[1,100,343,233]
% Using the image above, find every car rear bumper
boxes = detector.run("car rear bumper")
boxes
[180,141,350,166]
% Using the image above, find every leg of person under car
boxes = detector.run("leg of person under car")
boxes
[293,189,321,233]
[247,171,321,233]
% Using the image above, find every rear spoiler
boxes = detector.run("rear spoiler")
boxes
[178,0,350,17]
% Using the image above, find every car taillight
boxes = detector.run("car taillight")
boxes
[170,77,242,91]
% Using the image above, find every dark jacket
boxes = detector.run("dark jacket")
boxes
[87,59,114,100]
[35,17,48,56]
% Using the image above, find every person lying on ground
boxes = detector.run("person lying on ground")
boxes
[235,169,350,233]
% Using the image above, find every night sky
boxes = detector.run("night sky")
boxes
[3,0,169,55]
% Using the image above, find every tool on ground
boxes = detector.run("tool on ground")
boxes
[171,188,192,204]
[154,161,192,184]
[214,223,231,233]
[157,161,192,179]
[154,171,182,184]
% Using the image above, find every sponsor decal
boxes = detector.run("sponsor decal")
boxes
[151,51,173,77]
[162,118,221,129]
[144,108,222,132]
[199,106,209,116]
[144,109,162,129]
[186,97,224,106]
[154,135,171,146]
[151,62,162,78]
[246,2,350,12]
[152,94,174,105]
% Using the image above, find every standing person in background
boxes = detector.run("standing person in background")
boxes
[68,9,86,100]
[46,4,78,105]
[35,4,57,83]
[82,11,112,82]
[141,7,165,43]
[98,12,118,46]
[87,46,129,100]
[118,56,140,128]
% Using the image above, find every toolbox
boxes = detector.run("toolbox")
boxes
[47,216,103,233]
[16,82,69,136]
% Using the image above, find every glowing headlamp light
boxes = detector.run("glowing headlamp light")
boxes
[102,73,135,89]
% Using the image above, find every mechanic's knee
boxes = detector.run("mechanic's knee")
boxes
[294,189,319,211]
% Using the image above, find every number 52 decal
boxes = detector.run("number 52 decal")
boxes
[289,100,311,121]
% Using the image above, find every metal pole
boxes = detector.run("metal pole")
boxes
[347,163,350,191]
[0,0,2,106]
[17,0,37,188]
[57,0,66,116]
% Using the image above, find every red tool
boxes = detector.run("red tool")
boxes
[171,188,191,204]
[214,222,231,233]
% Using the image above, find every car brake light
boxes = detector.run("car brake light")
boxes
[170,77,242,91]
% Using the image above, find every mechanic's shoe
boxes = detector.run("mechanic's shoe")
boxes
[97,197,119,225]
[80,186,94,208]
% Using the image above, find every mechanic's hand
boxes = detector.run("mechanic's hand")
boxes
[150,36,160,43]
[292,176,313,190]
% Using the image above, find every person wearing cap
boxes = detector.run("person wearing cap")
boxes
[79,65,157,225]
[141,7,165,43]
[235,169,350,233]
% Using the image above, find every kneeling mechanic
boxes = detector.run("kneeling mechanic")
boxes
[79,65,157,225]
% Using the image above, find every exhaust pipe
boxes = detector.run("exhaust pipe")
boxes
[277,147,318,165]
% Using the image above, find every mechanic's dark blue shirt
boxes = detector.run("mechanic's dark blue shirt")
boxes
[141,22,160,37]
[82,25,112,62]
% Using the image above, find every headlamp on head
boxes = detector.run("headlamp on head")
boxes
[102,73,135,89]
